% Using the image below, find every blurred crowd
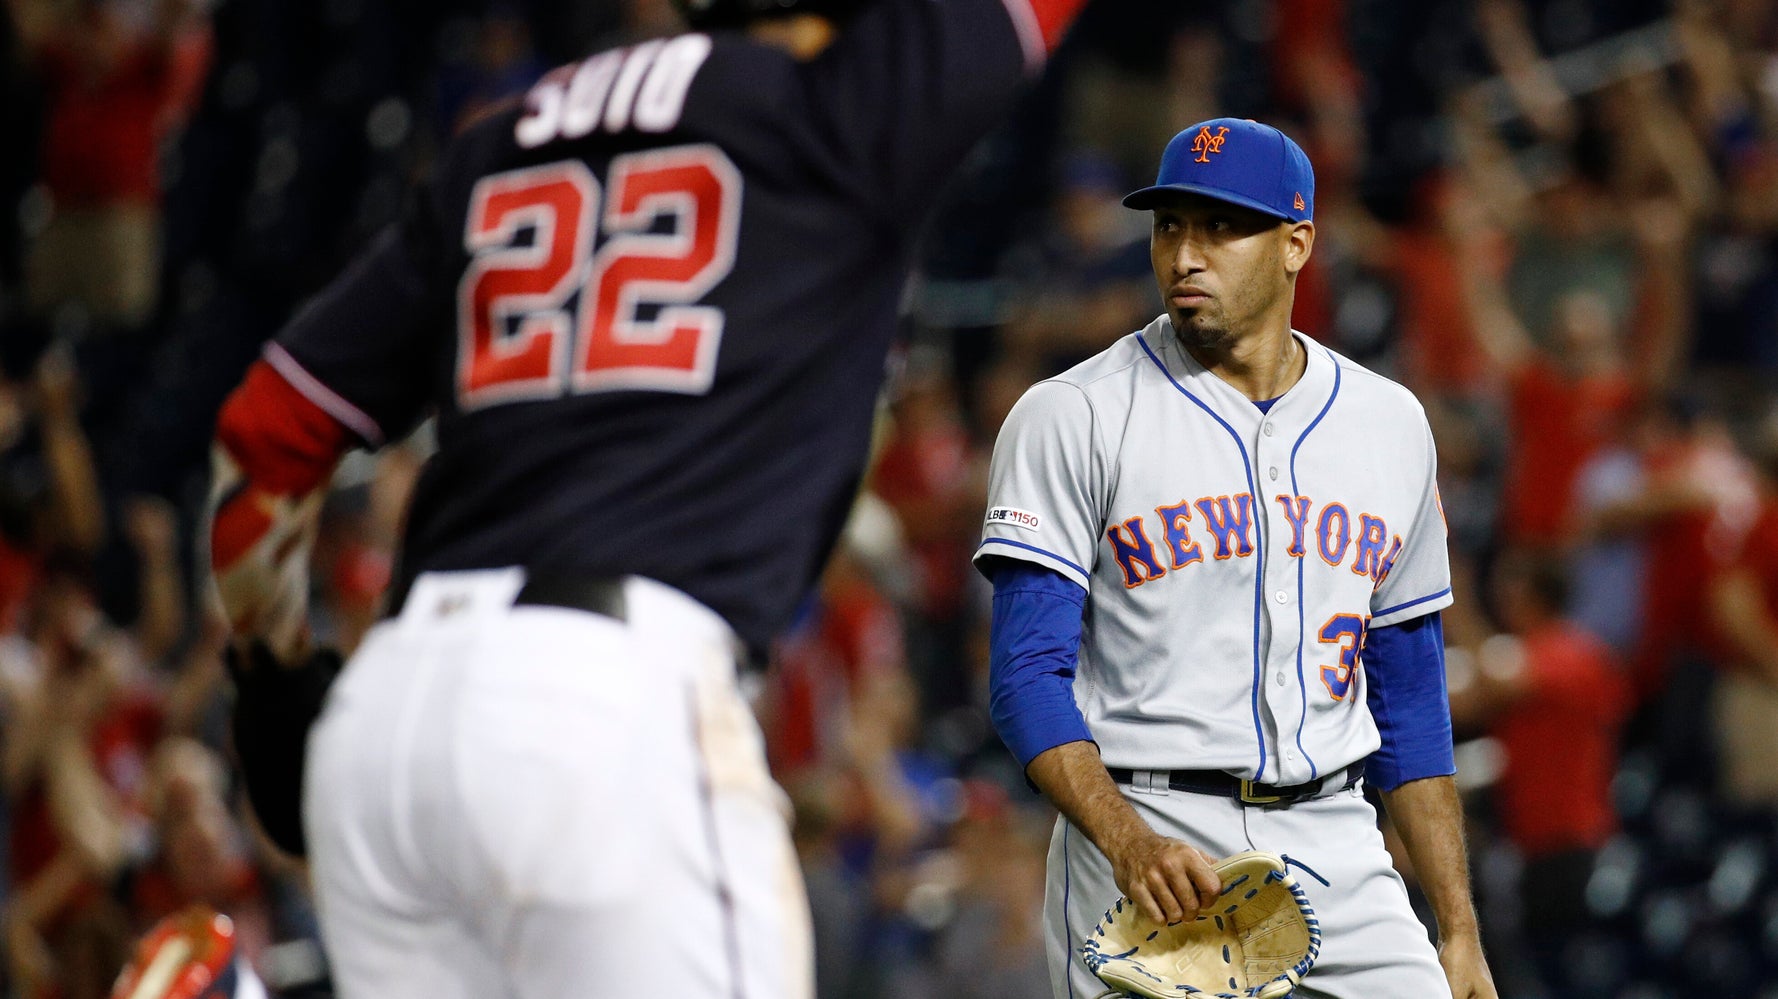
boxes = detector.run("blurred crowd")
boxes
[2,0,1778,997]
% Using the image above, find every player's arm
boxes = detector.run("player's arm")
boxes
[1379,777,1495,999]
[207,160,449,659]
[205,165,447,854]
[974,380,1217,920]
[207,357,357,662]
[988,558,1220,926]
[1446,198,1533,376]
[806,0,1090,227]
[1626,196,1692,394]
[1365,613,1499,999]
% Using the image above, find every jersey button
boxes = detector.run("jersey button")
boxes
[1274,589,1288,604]
[1269,467,1279,481]
[1275,672,1285,686]
[1263,423,1276,437]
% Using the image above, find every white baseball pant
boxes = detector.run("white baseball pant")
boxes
[1045,777,1447,999]
[303,569,812,999]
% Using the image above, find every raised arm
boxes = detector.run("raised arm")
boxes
[1625,197,1694,394]
[32,349,105,557]
[1473,0,1576,145]
[1444,188,1536,376]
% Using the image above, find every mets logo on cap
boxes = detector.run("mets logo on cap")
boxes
[1191,125,1229,163]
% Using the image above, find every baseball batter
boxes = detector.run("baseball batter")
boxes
[203,1,1091,997]
[976,119,1500,998]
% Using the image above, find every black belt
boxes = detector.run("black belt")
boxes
[1106,765,1360,806]
[383,573,627,622]
[381,572,762,671]
[512,574,628,620]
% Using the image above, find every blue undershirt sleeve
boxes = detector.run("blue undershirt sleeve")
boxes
[1363,611,1456,791]
[986,557,1095,772]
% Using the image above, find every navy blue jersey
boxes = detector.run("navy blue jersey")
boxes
[268,0,1048,654]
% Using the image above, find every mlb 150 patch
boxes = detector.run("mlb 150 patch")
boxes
[986,507,1041,530]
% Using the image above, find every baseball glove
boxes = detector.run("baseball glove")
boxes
[1080,851,1320,999]
[110,906,242,999]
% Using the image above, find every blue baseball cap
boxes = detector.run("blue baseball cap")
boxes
[1123,118,1314,223]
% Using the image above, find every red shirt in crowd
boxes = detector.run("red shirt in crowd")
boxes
[764,565,904,776]
[1493,620,1630,857]
[36,17,212,208]
[1502,360,1637,545]
[1739,497,1778,616]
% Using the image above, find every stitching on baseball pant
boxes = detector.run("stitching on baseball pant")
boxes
[687,673,747,999]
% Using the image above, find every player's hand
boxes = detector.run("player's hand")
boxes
[1103,829,1221,927]
[1437,932,1499,999]
[208,445,323,663]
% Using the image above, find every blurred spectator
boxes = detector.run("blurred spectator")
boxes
[1616,409,1758,703]
[124,740,271,962]
[0,347,107,638]
[873,360,989,713]
[765,515,908,779]
[1707,407,1778,807]
[2,557,165,999]
[15,0,211,330]
[1564,400,1684,658]
[921,783,1049,999]
[1396,176,1490,393]
[1450,180,1691,549]
[1449,553,1630,998]
[997,153,1154,374]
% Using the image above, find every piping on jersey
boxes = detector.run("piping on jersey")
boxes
[262,342,385,446]
[977,536,1091,581]
[1287,345,1342,781]
[1063,822,1076,999]
[1374,586,1453,620]
[1134,331,1271,783]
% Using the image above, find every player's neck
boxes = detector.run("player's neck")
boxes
[1183,323,1305,403]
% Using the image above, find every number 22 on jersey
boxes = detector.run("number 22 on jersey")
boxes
[456,145,742,409]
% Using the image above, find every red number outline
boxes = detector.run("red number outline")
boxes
[456,162,597,410]
[573,145,741,395]
[454,145,742,410]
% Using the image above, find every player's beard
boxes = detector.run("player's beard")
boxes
[1169,308,1236,352]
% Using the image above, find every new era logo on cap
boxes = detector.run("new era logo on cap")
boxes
[1123,117,1315,223]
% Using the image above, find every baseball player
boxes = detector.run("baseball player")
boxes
[976,118,1500,998]
[202,1,1091,996]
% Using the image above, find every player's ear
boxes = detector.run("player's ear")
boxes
[1284,221,1314,275]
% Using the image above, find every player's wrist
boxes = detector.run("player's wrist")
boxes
[1093,812,1165,869]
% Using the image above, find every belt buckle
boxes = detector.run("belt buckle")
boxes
[1239,779,1285,805]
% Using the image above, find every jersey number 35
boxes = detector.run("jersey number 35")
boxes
[456,145,742,410]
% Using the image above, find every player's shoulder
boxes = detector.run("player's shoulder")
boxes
[448,31,796,166]
[1315,341,1432,430]
[995,327,1159,447]
[1044,325,1160,396]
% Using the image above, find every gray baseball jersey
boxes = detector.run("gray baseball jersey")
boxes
[974,316,1451,785]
